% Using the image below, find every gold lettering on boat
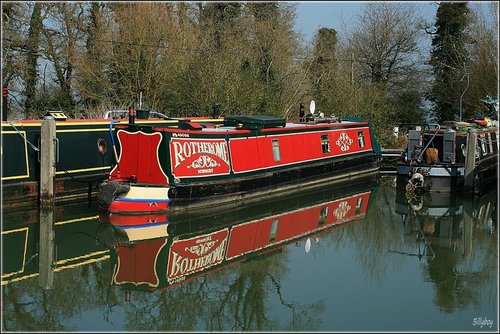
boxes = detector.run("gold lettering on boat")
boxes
[168,235,228,282]
[172,140,229,169]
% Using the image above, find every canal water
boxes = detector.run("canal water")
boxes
[2,177,498,332]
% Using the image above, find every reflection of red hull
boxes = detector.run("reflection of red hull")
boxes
[108,199,169,214]
[111,190,372,289]
[107,214,168,227]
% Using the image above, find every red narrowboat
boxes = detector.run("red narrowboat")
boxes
[99,110,381,214]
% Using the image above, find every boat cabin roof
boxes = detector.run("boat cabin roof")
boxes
[223,115,286,129]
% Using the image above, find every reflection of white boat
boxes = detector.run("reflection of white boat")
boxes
[104,214,170,242]
[394,186,497,254]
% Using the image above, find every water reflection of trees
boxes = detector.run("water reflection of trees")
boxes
[425,223,498,313]
[337,177,498,314]
[3,180,496,330]
[324,179,408,284]
[2,261,113,331]
[117,248,324,331]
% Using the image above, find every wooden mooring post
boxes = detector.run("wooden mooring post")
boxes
[39,207,55,289]
[40,116,56,206]
[463,129,477,193]
[462,195,474,257]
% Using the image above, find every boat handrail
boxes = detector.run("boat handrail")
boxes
[103,110,129,119]
[103,109,174,120]
[416,123,440,163]
[149,111,174,120]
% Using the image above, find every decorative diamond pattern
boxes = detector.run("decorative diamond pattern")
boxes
[336,132,353,151]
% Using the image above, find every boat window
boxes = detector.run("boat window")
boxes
[272,139,281,162]
[357,131,365,148]
[487,133,494,154]
[269,219,279,241]
[480,134,487,156]
[321,135,330,153]
[355,197,363,215]
[318,206,328,226]
[97,138,107,155]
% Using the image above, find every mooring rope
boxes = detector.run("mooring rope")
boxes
[7,121,40,152]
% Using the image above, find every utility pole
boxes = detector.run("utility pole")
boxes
[438,62,469,121]
[459,71,469,122]
[350,53,354,85]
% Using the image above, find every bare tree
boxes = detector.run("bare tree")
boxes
[40,2,87,114]
[2,2,29,117]
[348,2,424,90]
[464,2,498,115]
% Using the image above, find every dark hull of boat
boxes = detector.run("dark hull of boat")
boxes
[1,117,221,208]
[168,153,379,210]
[396,163,465,192]
[396,154,497,193]
[2,120,116,207]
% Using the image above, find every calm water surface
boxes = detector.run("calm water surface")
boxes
[1,177,498,332]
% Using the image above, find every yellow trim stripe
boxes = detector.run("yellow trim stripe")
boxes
[1,255,110,285]
[55,250,109,265]
[2,273,39,285]
[55,166,111,175]
[54,215,99,225]
[1,227,29,278]
[2,118,217,128]
[1,226,29,235]
[56,128,110,133]
[54,255,110,272]
[1,131,31,181]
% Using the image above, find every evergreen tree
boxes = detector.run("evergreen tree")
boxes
[309,28,337,111]
[429,2,471,122]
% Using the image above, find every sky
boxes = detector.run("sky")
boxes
[294,1,366,41]
[293,1,438,42]
[293,1,496,43]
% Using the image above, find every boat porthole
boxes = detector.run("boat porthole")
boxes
[97,138,107,155]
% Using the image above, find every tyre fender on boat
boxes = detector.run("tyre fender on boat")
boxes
[98,180,131,210]
[406,168,431,194]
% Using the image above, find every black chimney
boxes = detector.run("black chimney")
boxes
[212,102,220,119]
[299,102,305,121]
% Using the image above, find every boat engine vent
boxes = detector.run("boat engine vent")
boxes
[44,111,67,121]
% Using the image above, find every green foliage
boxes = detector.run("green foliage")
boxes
[29,87,75,118]
[2,1,496,149]
[429,2,471,122]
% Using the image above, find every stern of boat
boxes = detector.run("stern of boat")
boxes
[98,180,171,213]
